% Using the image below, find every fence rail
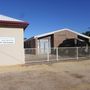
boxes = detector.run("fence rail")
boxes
[25,47,90,64]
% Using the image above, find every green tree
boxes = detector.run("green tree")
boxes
[82,31,90,36]
[82,29,90,46]
[24,38,27,41]
[82,27,90,36]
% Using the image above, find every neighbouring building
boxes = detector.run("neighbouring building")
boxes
[24,28,90,54]
[0,15,29,66]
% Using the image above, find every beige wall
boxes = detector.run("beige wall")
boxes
[0,28,25,66]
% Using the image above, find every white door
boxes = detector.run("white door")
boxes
[38,39,50,54]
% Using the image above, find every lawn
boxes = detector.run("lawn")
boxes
[0,60,90,90]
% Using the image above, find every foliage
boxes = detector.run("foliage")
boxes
[82,31,90,37]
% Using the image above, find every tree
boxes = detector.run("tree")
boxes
[82,31,90,36]
[82,27,90,36]
[82,29,90,46]
[24,38,27,41]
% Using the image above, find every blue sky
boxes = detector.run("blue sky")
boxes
[0,0,90,38]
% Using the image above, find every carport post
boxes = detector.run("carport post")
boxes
[76,47,79,60]
[56,47,58,61]
[47,49,49,61]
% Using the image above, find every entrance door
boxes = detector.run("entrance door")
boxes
[38,39,50,54]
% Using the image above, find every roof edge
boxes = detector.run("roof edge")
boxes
[34,28,90,39]
[0,20,29,29]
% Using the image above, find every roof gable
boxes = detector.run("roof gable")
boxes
[34,28,90,39]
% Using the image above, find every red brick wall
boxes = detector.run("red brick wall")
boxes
[53,30,77,47]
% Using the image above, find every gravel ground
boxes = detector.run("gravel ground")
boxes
[0,60,90,90]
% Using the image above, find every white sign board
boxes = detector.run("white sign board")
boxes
[0,37,15,44]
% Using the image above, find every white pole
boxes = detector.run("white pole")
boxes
[76,47,79,60]
[56,47,58,61]
[47,48,49,61]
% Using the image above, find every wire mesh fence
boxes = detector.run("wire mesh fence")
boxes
[25,47,90,64]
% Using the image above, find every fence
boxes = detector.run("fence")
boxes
[25,47,90,64]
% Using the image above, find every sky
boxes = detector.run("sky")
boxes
[0,0,90,38]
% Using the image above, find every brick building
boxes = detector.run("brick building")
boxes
[24,28,90,54]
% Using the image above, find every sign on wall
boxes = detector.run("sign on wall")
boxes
[0,37,15,44]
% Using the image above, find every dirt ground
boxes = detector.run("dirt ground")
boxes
[0,60,90,90]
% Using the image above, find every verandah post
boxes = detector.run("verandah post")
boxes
[76,47,79,60]
[47,48,49,61]
[56,47,58,61]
